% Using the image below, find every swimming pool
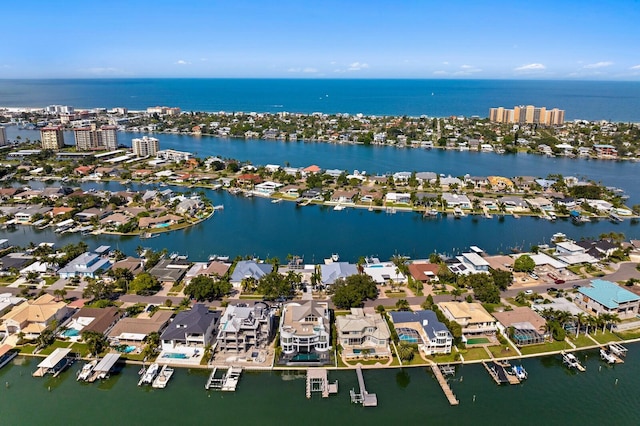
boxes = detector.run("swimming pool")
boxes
[154,223,170,228]
[466,337,491,345]
[162,352,188,359]
[62,328,80,337]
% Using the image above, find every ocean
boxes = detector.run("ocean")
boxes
[1,79,640,121]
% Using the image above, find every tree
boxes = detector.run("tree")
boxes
[83,280,116,301]
[331,274,378,309]
[490,269,513,290]
[82,331,108,357]
[53,288,67,302]
[513,255,535,273]
[184,275,232,301]
[395,299,410,311]
[397,342,415,362]
[129,272,160,295]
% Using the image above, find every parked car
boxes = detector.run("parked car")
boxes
[554,279,566,284]
[525,289,534,295]
[546,287,558,293]
[529,272,539,280]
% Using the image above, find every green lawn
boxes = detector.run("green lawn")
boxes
[590,330,621,344]
[18,344,37,354]
[615,328,640,340]
[384,291,407,298]
[43,276,58,286]
[505,297,530,307]
[429,353,459,363]
[70,343,90,357]
[461,347,491,361]
[488,344,516,358]
[569,334,597,348]
[344,357,391,366]
[519,340,571,355]
[39,340,73,355]
[239,294,265,300]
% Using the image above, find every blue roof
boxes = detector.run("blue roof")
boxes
[579,279,640,309]
[390,310,450,341]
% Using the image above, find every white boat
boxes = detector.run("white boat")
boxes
[77,360,98,382]
[213,204,225,210]
[600,348,616,364]
[271,199,281,204]
[152,365,175,389]
[511,365,527,380]
[138,363,159,386]
[453,207,466,218]
[333,204,345,211]
[561,352,585,371]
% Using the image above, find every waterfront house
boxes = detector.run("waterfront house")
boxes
[363,262,407,285]
[526,197,554,211]
[448,252,490,275]
[0,294,71,338]
[389,310,453,355]
[58,252,112,279]
[148,258,189,285]
[216,303,275,353]
[437,302,496,338]
[279,301,331,361]
[253,181,283,196]
[230,260,273,288]
[500,196,528,211]
[107,310,173,347]
[176,198,203,215]
[576,279,640,319]
[110,256,144,276]
[492,307,547,346]
[320,262,358,286]
[63,307,121,337]
[160,304,220,350]
[407,262,440,283]
[464,175,489,188]
[442,193,471,209]
[385,192,411,205]
[336,307,391,359]
[415,172,437,184]
[575,240,618,259]
[487,176,514,191]
[138,214,183,229]
[330,190,357,204]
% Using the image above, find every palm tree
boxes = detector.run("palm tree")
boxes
[607,313,621,332]
[53,288,67,302]
[451,287,463,301]
[574,312,587,337]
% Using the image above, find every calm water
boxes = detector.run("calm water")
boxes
[1,345,639,426]
[1,79,640,121]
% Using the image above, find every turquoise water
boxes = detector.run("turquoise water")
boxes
[2,345,640,425]
[162,353,188,359]
[61,329,79,337]
[1,79,640,121]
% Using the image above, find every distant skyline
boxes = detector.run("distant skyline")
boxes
[2,0,639,80]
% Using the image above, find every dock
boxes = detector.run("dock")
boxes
[306,368,338,399]
[482,361,515,385]
[33,348,73,377]
[608,343,628,359]
[152,365,175,389]
[561,351,586,372]
[205,367,223,390]
[600,347,624,364]
[431,365,459,406]
[221,366,242,391]
[88,353,121,382]
[350,366,377,407]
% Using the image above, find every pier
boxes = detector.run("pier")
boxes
[350,366,377,407]
[482,361,518,385]
[608,343,628,359]
[205,367,222,390]
[431,365,459,406]
[306,368,338,399]
[88,353,121,382]
[33,348,73,378]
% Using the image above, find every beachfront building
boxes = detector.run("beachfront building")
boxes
[437,302,496,339]
[108,310,173,348]
[279,301,331,362]
[132,136,159,157]
[576,279,640,319]
[447,252,490,275]
[336,308,391,359]
[230,260,273,288]
[160,304,220,351]
[407,262,440,283]
[57,252,112,279]
[0,294,71,338]
[216,303,275,354]
[320,262,358,286]
[492,307,547,346]
[40,126,65,150]
[489,105,565,125]
[389,310,453,355]
[156,149,192,163]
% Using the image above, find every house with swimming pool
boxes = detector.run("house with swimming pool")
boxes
[160,304,220,352]
[279,301,331,365]
[437,301,496,340]
[108,310,173,348]
[389,310,453,355]
[216,303,275,354]
[335,307,391,359]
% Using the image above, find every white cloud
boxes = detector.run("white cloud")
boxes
[175,60,190,65]
[303,67,318,73]
[347,62,369,71]
[287,67,319,73]
[453,65,482,75]
[514,63,546,71]
[630,64,640,70]
[442,61,449,65]
[460,64,474,69]
[583,61,613,69]
[433,70,448,75]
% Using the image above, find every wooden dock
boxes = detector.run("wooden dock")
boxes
[306,368,338,399]
[431,365,459,406]
[350,366,377,407]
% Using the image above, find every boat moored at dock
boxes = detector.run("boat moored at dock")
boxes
[561,351,586,372]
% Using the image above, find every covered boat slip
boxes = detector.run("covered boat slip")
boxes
[33,348,72,377]
[0,344,18,369]
[88,353,122,382]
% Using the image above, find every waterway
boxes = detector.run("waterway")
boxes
[1,344,639,425]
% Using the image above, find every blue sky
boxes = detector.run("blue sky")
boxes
[2,0,639,80]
